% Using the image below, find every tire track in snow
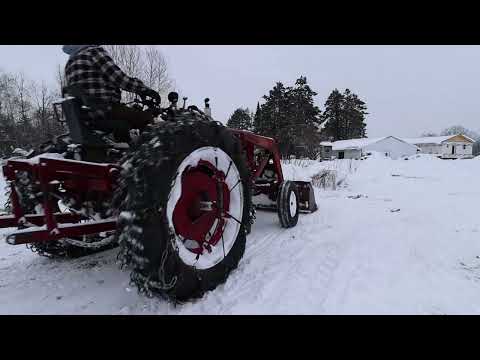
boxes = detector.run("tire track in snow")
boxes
[178,209,346,314]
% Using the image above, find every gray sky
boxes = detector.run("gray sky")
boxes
[1,45,479,138]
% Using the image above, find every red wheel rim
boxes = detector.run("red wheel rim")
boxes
[172,160,231,255]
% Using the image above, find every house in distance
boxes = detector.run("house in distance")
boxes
[330,136,419,160]
[402,134,474,159]
[327,133,475,160]
[319,142,333,161]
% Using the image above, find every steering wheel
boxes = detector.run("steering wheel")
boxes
[125,94,161,113]
[138,94,162,117]
[141,95,159,108]
[125,97,141,107]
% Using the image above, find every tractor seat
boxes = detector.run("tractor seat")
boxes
[60,97,109,148]
[60,85,116,148]
[61,85,134,152]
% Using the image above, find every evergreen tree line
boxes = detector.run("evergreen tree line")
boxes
[226,76,368,159]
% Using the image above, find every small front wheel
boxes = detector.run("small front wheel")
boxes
[277,181,299,228]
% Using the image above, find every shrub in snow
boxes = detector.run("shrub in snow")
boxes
[312,170,337,190]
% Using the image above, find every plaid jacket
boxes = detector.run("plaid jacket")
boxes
[65,45,149,120]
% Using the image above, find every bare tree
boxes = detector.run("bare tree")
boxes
[0,72,33,150]
[0,73,11,116]
[30,80,61,138]
[56,45,174,103]
[105,45,143,79]
[0,72,17,155]
[0,70,69,156]
[143,46,174,98]
[441,125,479,140]
[0,74,17,129]
[420,132,438,137]
[103,45,143,102]
[103,45,173,102]
[56,64,67,96]
[13,73,32,127]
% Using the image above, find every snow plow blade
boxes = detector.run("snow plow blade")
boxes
[293,181,318,213]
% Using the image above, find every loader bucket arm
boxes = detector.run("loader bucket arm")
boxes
[229,129,318,214]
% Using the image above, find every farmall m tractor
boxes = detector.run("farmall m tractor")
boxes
[0,89,317,302]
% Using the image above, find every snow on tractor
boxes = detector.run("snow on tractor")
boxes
[0,89,318,302]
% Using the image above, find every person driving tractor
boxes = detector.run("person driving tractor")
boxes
[62,45,161,143]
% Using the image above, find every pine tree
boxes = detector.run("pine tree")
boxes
[253,102,263,134]
[226,108,252,130]
[343,89,368,139]
[321,88,368,141]
[252,77,322,158]
[285,76,322,157]
[321,89,344,141]
[256,82,288,141]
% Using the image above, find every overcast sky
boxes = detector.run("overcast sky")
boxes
[1,45,479,138]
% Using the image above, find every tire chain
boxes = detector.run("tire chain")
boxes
[4,111,256,299]
[114,116,205,301]
[114,112,254,302]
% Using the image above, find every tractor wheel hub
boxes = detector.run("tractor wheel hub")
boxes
[167,147,244,269]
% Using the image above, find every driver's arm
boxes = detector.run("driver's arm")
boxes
[92,46,149,95]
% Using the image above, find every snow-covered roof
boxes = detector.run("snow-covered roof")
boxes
[320,141,333,147]
[331,137,385,151]
[402,136,454,145]
[403,134,475,145]
[331,136,420,151]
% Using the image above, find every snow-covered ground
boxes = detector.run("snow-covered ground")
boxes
[2,154,480,314]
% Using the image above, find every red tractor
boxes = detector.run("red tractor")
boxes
[0,90,317,302]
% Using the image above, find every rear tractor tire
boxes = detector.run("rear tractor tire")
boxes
[117,118,253,302]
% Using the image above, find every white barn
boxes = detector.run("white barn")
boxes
[332,136,420,160]
[402,134,474,159]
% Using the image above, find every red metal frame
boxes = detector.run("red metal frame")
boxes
[0,129,314,246]
[230,130,284,184]
[230,130,285,203]
[231,130,317,212]
[6,220,118,245]
[1,157,120,245]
